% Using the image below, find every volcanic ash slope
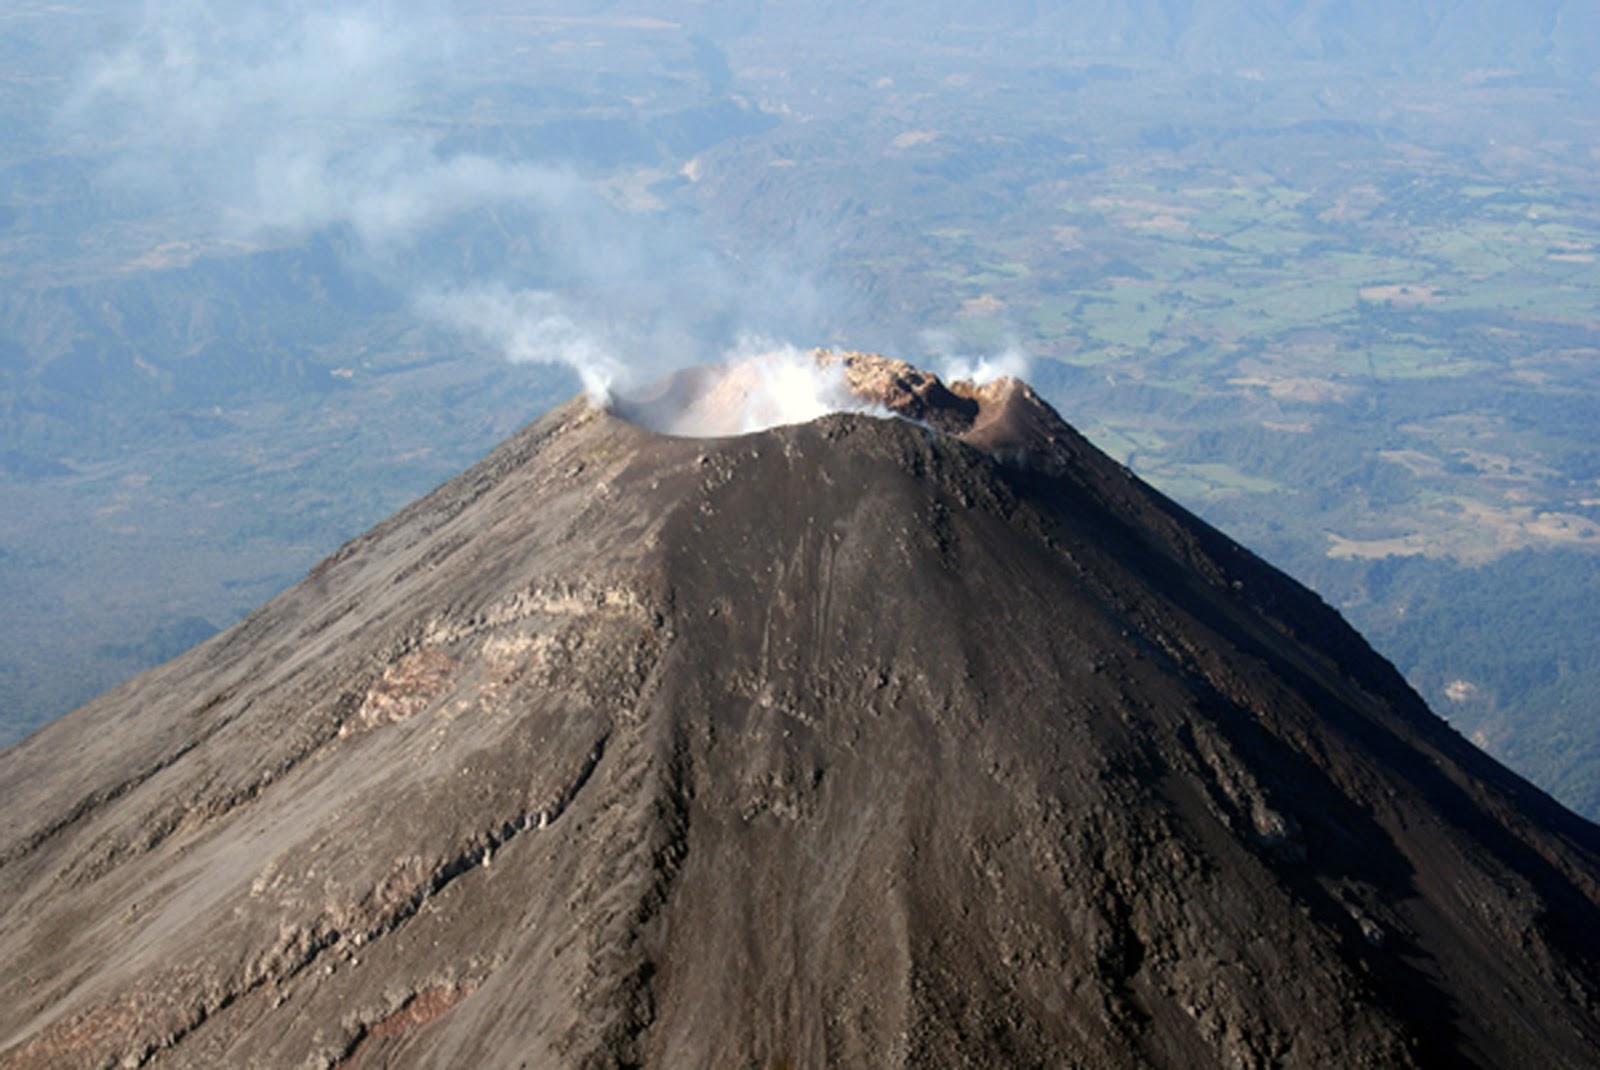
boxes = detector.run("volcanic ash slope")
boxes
[1,354,1598,1069]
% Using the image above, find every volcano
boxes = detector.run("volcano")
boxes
[2,353,1598,1069]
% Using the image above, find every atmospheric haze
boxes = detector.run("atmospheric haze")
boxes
[58,0,884,413]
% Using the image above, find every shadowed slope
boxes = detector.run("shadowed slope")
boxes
[2,360,1598,1069]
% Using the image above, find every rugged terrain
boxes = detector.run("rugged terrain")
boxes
[2,355,1598,1068]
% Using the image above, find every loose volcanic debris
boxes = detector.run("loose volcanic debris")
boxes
[1,354,1598,1069]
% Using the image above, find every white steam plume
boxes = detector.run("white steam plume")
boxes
[615,340,890,438]
[417,286,625,404]
[715,340,884,434]
[61,0,835,402]
[922,331,1032,385]
[61,1,582,250]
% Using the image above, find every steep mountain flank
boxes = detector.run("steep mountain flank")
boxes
[2,356,1598,1068]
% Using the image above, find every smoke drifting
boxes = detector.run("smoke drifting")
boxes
[922,330,1032,387]
[59,1,804,397]
[61,1,1028,433]
[416,285,626,403]
[61,0,576,248]
[615,343,891,437]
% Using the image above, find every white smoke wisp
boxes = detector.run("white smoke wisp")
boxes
[63,1,841,413]
[923,332,1032,386]
[63,1,579,252]
[723,343,872,434]
[253,141,581,254]
[417,286,625,405]
[618,341,890,438]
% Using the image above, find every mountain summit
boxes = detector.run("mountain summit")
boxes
[2,353,1598,1068]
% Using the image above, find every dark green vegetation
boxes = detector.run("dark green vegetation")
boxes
[1312,550,1600,819]
[1,3,1597,815]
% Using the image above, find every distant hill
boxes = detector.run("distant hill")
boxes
[677,0,1600,76]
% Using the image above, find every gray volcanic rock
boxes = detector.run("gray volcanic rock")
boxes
[2,356,1599,1069]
